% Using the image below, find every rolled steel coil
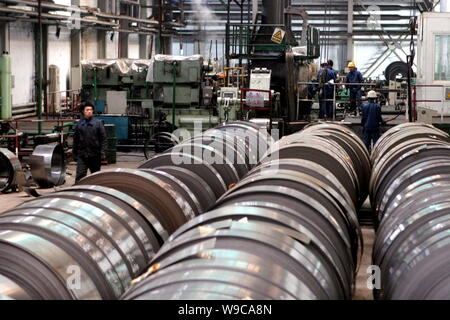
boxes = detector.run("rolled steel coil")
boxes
[122,124,363,300]
[76,168,195,236]
[0,186,161,299]
[0,148,21,193]
[29,143,66,188]
[123,207,345,300]
[371,123,450,299]
[261,125,370,208]
[139,121,273,195]
[148,165,216,212]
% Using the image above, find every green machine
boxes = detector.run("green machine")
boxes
[151,54,218,134]
[81,56,218,138]
[0,53,12,120]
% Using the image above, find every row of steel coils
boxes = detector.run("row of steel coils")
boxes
[122,123,371,300]
[0,122,274,299]
[370,123,450,299]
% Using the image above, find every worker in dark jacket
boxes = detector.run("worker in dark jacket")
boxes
[317,61,337,119]
[346,61,363,116]
[73,101,107,182]
[361,90,384,151]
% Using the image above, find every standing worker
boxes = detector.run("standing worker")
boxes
[361,90,384,151]
[73,101,107,183]
[317,60,336,119]
[346,61,363,116]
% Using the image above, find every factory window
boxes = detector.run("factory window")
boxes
[435,35,450,81]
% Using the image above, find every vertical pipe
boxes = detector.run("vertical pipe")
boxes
[37,0,43,133]
[407,55,413,122]
[172,61,176,131]
[225,0,230,68]
[0,53,12,120]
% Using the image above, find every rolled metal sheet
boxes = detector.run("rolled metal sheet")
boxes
[0,148,21,193]
[126,264,297,300]
[220,169,361,267]
[0,209,129,297]
[185,135,249,178]
[152,166,216,212]
[0,274,31,300]
[370,138,450,198]
[375,158,450,217]
[371,145,450,221]
[166,206,353,297]
[140,169,203,217]
[0,230,98,299]
[0,225,108,299]
[248,159,355,212]
[213,121,274,167]
[126,248,318,300]
[262,141,359,206]
[370,123,450,299]
[139,153,227,199]
[19,193,157,264]
[149,220,343,299]
[371,123,449,164]
[375,162,450,218]
[210,185,354,272]
[126,281,272,300]
[203,129,252,170]
[59,185,168,242]
[298,127,371,201]
[29,143,66,188]
[169,142,240,188]
[77,168,195,235]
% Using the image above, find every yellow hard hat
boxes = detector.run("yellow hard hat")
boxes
[348,61,356,68]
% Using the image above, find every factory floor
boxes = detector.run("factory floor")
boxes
[0,152,376,300]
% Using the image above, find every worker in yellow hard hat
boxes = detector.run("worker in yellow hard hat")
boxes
[346,61,363,116]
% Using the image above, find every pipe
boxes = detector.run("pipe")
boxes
[0,0,160,26]
[0,54,12,120]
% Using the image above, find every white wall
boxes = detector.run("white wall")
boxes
[9,22,35,106]
[106,31,119,59]
[129,34,140,59]
[48,26,71,92]
[81,29,98,60]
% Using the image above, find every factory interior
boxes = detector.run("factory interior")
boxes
[0,0,450,303]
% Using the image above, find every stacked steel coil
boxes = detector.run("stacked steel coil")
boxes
[0,121,274,300]
[370,123,450,299]
[29,143,66,188]
[122,123,369,300]
[0,148,21,193]
[0,185,163,299]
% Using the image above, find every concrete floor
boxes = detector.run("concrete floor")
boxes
[0,153,376,300]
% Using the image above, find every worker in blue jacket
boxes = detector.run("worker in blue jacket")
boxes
[317,60,336,119]
[73,101,107,182]
[361,90,384,151]
[346,61,363,116]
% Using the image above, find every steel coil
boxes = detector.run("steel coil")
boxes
[0,186,160,299]
[371,123,450,299]
[76,168,194,235]
[123,207,345,300]
[122,124,363,300]
[0,148,21,193]
[29,143,66,188]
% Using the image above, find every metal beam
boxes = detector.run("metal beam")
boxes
[347,0,354,62]
[0,22,9,54]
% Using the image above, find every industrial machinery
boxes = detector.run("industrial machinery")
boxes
[225,0,320,133]
[81,55,220,149]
